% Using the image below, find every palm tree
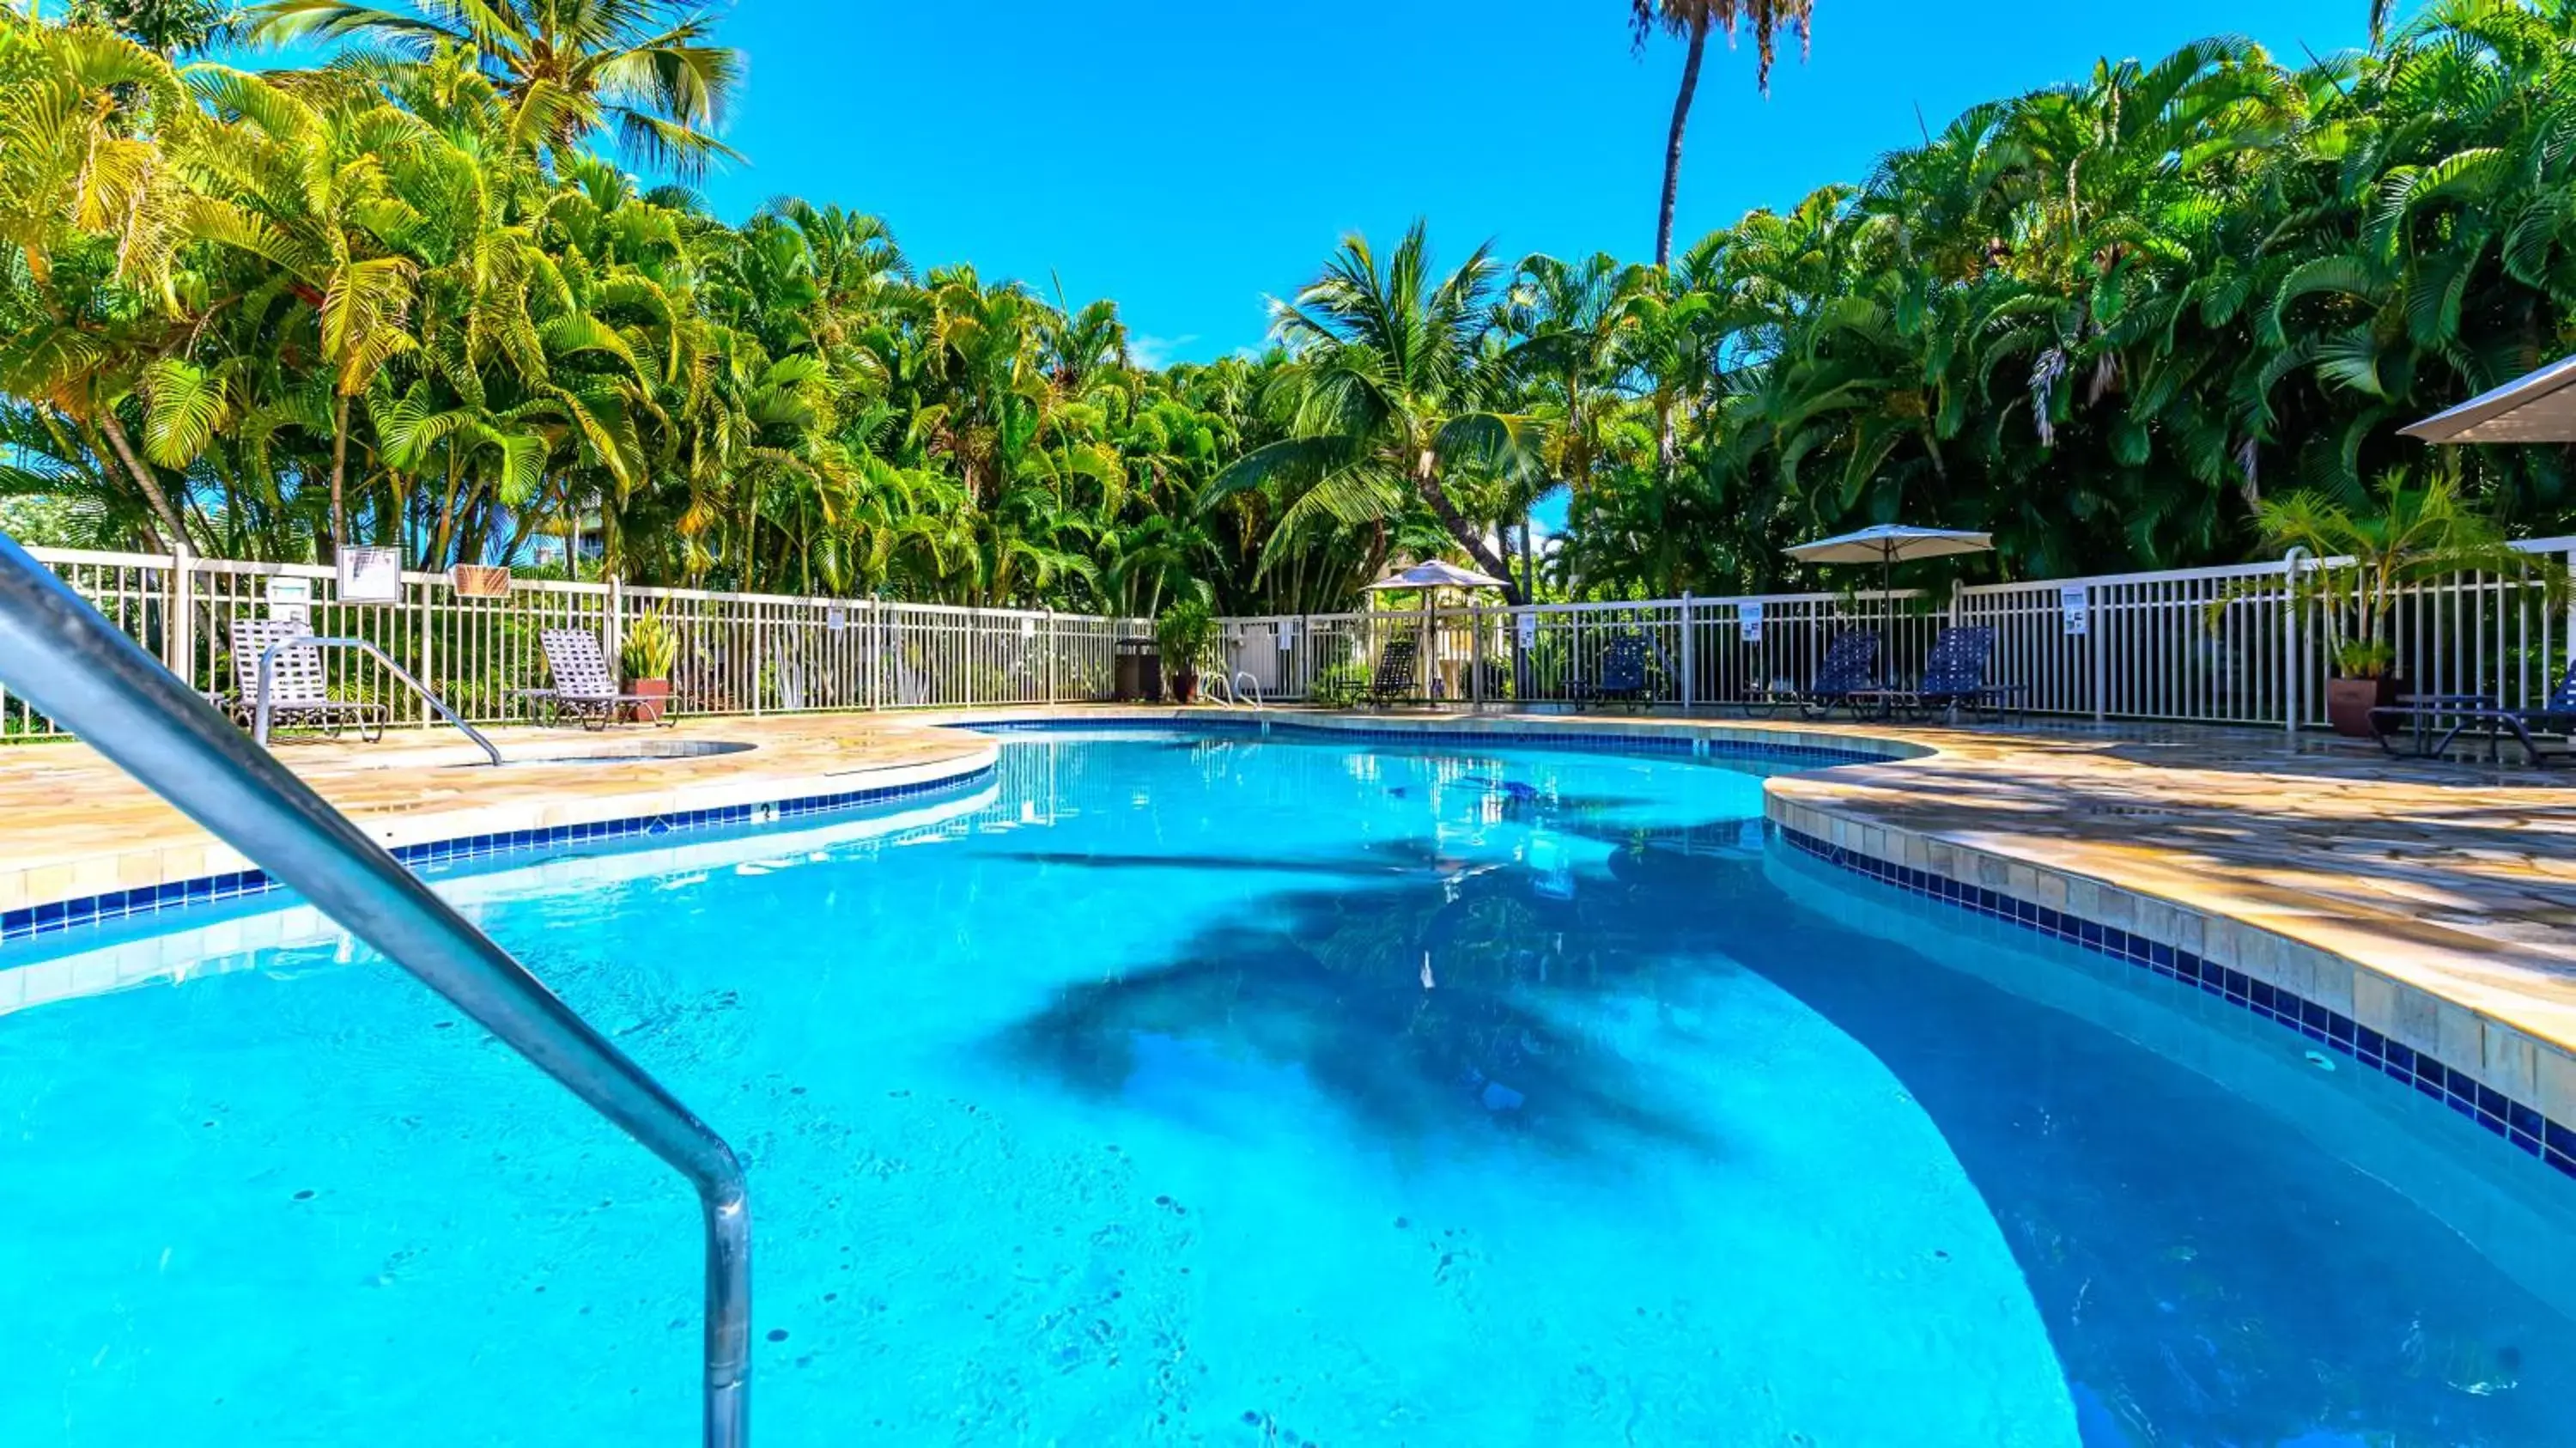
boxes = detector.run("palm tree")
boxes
[1206,222,1543,603]
[64,0,229,53]
[1631,0,1816,266]
[182,66,436,550]
[242,0,744,179]
[0,21,197,547]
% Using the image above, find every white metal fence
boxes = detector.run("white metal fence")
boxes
[12,540,2574,740]
[1218,538,2576,733]
[5,548,1152,739]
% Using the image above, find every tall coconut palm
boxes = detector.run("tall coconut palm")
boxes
[242,0,744,179]
[1205,222,1543,603]
[0,21,197,547]
[1631,0,1817,267]
[182,66,437,549]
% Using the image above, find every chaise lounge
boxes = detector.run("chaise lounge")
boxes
[522,628,678,730]
[227,618,390,743]
[2368,666,2576,767]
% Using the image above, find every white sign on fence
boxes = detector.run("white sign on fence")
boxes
[338,546,403,604]
[1740,600,1764,642]
[1278,619,1296,652]
[1516,612,1537,646]
[826,604,847,631]
[266,575,310,628]
[2061,584,2090,636]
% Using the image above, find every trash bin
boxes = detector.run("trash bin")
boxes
[1114,640,1163,702]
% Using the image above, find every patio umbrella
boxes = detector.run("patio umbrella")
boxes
[2399,352,2576,443]
[1363,560,1510,701]
[1783,524,1995,665]
[1363,559,1510,592]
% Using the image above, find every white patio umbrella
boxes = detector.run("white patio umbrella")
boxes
[1784,524,1995,664]
[1362,559,1510,592]
[1363,559,1510,700]
[2399,352,2576,443]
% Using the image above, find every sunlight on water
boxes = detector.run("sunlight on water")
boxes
[0,731,2567,1446]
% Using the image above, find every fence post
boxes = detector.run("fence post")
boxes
[1469,604,1486,713]
[2557,544,2576,683]
[166,541,195,684]
[416,572,434,727]
[864,599,879,711]
[605,575,623,666]
[2298,546,2318,737]
[2088,584,2106,724]
[1679,593,1695,714]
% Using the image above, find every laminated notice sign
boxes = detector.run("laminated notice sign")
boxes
[1739,600,1764,642]
[267,575,311,628]
[2062,584,2090,636]
[338,546,403,604]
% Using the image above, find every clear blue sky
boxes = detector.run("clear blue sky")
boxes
[684,0,2373,366]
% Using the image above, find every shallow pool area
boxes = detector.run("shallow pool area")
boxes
[2,728,2569,1445]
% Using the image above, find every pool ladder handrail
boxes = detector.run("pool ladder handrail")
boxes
[0,534,751,1448]
[255,634,503,766]
[1203,670,1264,712]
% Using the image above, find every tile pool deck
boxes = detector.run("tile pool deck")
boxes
[5,703,2575,1159]
[0,714,998,928]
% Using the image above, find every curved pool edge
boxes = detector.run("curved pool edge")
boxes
[0,731,999,950]
[1759,758,2576,1196]
[926,705,2576,1193]
[14,701,2572,1196]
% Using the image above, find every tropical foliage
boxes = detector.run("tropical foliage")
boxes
[8,1,2576,617]
[2247,471,2567,676]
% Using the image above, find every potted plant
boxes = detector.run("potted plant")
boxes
[2246,471,2566,736]
[618,609,677,722]
[1155,599,1215,703]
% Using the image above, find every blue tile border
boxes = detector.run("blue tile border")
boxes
[1778,824,2576,1185]
[974,715,1897,769]
[0,762,996,948]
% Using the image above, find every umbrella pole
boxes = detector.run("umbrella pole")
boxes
[1880,546,1893,688]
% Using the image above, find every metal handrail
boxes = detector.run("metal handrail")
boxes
[255,635,502,765]
[0,534,750,1447]
[1200,669,1265,712]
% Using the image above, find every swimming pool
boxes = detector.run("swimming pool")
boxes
[3,727,2568,1445]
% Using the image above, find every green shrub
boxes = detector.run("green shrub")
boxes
[618,610,677,682]
[1155,600,1215,676]
[1309,660,1371,707]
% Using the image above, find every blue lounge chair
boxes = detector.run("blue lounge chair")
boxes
[1575,634,1652,711]
[2370,665,2576,767]
[1799,632,1881,719]
[1911,625,2024,721]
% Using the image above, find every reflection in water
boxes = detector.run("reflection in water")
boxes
[985,733,2574,1448]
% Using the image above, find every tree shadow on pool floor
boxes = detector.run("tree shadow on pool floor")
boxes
[992,814,1777,1160]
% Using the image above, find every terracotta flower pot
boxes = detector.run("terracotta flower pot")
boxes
[2324,673,2399,738]
[627,677,672,723]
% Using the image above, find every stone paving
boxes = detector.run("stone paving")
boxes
[1751,718,2576,1049]
[0,713,993,916]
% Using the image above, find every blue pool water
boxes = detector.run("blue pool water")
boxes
[2,729,2571,1445]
